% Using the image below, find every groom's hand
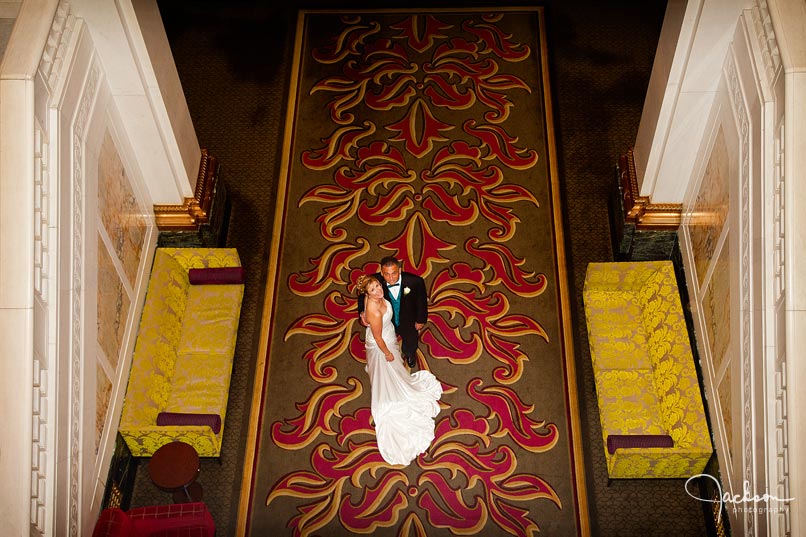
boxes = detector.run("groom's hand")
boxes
[359,312,369,327]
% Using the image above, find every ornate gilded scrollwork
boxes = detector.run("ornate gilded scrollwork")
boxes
[154,149,218,231]
[619,148,681,229]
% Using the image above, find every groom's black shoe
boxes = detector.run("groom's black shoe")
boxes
[404,354,416,368]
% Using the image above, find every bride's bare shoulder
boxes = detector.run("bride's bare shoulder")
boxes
[366,298,381,314]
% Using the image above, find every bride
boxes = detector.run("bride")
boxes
[355,274,443,466]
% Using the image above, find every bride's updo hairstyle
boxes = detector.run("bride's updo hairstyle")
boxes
[355,274,373,295]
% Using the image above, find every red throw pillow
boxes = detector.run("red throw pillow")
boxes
[606,434,674,454]
[156,412,222,434]
[188,266,245,285]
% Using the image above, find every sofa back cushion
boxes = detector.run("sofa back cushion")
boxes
[121,251,190,426]
[584,289,652,371]
[638,265,680,333]
[147,250,191,341]
[638,264,710,448]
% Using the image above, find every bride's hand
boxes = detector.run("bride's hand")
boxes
[384,352,394,362]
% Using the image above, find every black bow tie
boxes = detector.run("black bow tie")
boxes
[387,283,400,288]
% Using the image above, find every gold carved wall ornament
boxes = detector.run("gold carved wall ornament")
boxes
[154,149,218,231]
[619,148,682,229]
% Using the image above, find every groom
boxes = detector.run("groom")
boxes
[358,256,428,368]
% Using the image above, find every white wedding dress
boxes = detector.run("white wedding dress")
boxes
[365,300,442,466]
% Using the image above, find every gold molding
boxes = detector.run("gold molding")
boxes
[619,148,682,229]
[154,149,218,231]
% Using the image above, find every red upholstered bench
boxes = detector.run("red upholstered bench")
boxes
[92,502,215,537]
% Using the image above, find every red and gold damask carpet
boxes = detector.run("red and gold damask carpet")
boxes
[239,8,588,536]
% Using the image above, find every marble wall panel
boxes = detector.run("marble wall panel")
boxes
[98,129,146,287]
[702,239,731,375]
[97,234,129,370]
[95,363,112,454]
[690,127,730,288]
[95,128,146,459]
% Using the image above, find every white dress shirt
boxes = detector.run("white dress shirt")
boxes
[387,278,402,299]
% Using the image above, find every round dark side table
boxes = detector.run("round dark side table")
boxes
[147,441,203,503]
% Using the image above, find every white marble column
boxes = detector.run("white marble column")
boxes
[0,0,57,533]
[768,0,806,534]
[0,76,35,537]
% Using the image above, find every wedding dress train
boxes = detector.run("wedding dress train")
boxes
[365,300,442,466]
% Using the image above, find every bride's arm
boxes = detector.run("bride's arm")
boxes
[367,305,395,362]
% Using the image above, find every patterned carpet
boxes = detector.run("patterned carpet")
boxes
[242,8,585,535]
[129,1,710,535]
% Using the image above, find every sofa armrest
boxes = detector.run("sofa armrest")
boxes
[584,261,665,292]
[161,247,242,271]
[117,425,221,457]
[607,446,714,479]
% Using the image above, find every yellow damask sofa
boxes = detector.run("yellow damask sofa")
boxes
[583,260,712,479]
[119,248,245,457]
